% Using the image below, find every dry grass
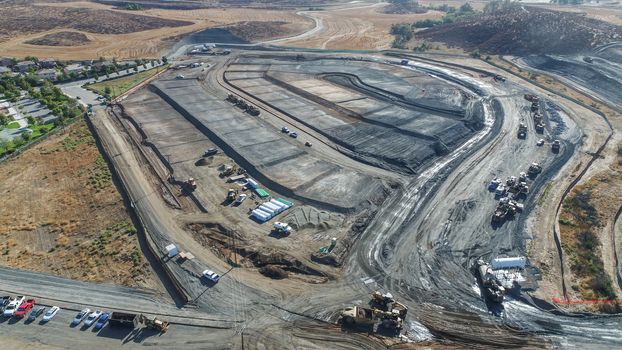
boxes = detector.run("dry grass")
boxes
[0,2,312,59]
[0,121,153,287]
[281,4,445,50]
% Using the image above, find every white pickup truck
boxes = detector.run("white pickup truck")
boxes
[3,296,24,317]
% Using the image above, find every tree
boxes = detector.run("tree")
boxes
[161,56,168,64]
[133,66,138,73]
[459,2,474,13]
[104,86,112,96]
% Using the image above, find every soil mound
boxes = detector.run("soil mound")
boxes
[26,31,90,46]
[419,6,622,55]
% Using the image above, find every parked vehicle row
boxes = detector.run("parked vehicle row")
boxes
[1,295,61,323]
[71,308,110,330]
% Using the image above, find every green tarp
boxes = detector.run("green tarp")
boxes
[255,188,269,198]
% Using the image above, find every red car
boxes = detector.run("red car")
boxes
[14,298,35,318]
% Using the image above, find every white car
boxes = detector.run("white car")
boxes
[42,306,60,322]
[3,296,24,317]
[234,194,247,205]
[537,139,545,146]
[71,308,90,326]
[84,310,102,327]
[202,269,221,283]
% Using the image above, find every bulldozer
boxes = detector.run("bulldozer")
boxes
[139,314,169,333]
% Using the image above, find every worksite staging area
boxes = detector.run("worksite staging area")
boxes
[118,53,489,268]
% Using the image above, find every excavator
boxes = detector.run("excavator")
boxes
[139,314,169,333]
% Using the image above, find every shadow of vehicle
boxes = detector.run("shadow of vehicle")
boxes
[97,324,135,340]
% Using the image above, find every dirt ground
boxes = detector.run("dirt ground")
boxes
[0,121,158,289]
[0,1,313,60]
[280,4,445,50]
[25,31,91,46]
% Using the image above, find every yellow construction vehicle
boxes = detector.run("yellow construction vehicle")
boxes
[227,188,238,202]
[139,314,169,333]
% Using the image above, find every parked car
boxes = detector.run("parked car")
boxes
[93,312,110,331]
[204,148,218,157]
[0,296,10,312]
[202,269,221,283]
[3,296,24,317]
[84,310,102,327]
[281,127,290,133]
[42,306,60,322]
[14,298,36,318]
[305,141,312,147]
[289,132,298,138]
[234,194,247,205]
[71,308,90,326]
[27,306,45,322]
[537,139,545,146]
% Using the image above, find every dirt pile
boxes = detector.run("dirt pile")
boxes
[419,6,622,55]
[0,5,192,43]
[25,31,91,46]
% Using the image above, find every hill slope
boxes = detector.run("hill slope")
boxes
[419,6,622,55]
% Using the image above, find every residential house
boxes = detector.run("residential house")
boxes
[39,58,57,69]
[64,63,84,76]
[37,69,57,80]
[14,60,37,73]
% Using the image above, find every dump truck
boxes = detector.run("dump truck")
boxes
[226,94,238,103]
[552,140,560,152]
[139,314,169,333]
[370,291,408,318]
[272,222,292,235]
[476,260,505,303]
[109,312,138,328]
[535,123,544,133]
[246,105,260,116]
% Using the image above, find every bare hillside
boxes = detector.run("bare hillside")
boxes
[419,6,622,55]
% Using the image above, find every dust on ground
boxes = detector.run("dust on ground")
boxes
[0,121,157,289]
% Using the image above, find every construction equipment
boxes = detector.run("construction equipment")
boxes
[220,165,238,177]
[488,178,501,190]
[517,123,527,139]
[109,312,138,329]
[272,222,292,235]
[246,105,260,116]
[583,56,593,64]
[528,162,542,177]
[185,178,197,190]
[535,123,544,133]
[139,314,169,333]
[318,237,337,253]
[518,172,527,182]
[492,201,514,222]
[506,176,517,187]
[476,260,506,303]
[339,292,408,333]
[227,188,238,202]
[226,94,238,103]
[524,94,539,102]
[552,140,560,152]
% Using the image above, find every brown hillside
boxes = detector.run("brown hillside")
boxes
[419,6,622,55]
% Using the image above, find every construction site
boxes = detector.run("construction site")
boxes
[2,1,622,348]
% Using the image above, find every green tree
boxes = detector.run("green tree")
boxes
[161,56,168,64]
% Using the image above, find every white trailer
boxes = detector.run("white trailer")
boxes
[491,257,527,270]
[251,209,271,222]
[258,205,275,216]
[262,202,282,214]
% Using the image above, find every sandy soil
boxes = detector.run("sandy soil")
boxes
[0,121,158,289]
[0,2,312,59]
